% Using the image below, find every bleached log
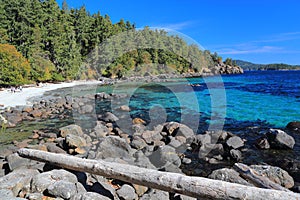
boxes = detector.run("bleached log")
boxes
[233,163,290,191]
[18,148,300,200]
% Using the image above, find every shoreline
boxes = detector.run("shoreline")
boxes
[0,80,102,109]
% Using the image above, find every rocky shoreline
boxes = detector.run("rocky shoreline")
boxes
[0,86,300,199]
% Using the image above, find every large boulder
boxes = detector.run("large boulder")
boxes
[31,169,78,193]
[266,129,295,149]
[208,168,252,186]
[47,180,77,199]
[226,136,244,149]
[149,145,181,169]
[96,136,134,163]
[66,134,87,149]
[250,165,294,188]
[59,124,84,138]
[0,169,39,196]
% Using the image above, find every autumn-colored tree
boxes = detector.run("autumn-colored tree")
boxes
[0,44,31,86]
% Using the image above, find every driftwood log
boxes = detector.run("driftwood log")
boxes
[234,163,290,192]
[18,148,300,200]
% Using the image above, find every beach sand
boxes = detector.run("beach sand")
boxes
[0,80,101,108]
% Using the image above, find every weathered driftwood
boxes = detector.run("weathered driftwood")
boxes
[233,163,290,192]
[18,148,300,200]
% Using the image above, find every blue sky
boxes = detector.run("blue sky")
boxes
[57,0,300,65]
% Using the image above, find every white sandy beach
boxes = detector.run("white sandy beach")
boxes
[0,80,102,108]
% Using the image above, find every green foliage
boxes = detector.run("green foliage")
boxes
[0,43,31,86]
[0,0,231,84]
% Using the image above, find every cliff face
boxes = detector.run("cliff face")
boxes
[202,63,244,76]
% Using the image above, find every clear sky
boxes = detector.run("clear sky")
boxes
[57,0,300,65]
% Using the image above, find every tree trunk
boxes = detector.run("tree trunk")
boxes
[18,148,300,200]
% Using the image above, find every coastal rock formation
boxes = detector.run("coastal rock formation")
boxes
[266,129,295,149]
[0,93,299,199]
[202,63,244,76]
[286,121,300,132]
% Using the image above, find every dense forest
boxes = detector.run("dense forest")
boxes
[235,60,300,71]
[0,0,230,86]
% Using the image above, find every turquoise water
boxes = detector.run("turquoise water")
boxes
[95,71,300,130]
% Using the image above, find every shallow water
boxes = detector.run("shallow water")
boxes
[91,70,300,130]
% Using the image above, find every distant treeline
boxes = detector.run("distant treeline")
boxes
[0,0,233,86]
[234,60,300,71]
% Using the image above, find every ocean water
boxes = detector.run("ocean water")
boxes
[94,70,300,130]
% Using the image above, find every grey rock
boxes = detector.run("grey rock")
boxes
[91,181,117,200]
[119,105,131,112]
[133,150,156,169]
[199,143,224,158]
[101,112,119,122]
[230,149,242,161]
[94,122,109,138]
[182,157,192,164]
[149,145,181,168]
[163,122,181,135]
[266,129,295,149]
[194,134,211,146]
[31,169,78,193]
[47,180,77,199]
[172,193,197,200]
[250,165,294,188]
[6,153,32,171]
[46,144,66,154]
[0,189,14,199]
[25,192,44,200]
[66,134,87,148]
[131,136,148,150]
[0,169,39,196]
[81,104,94,114]
[168,137,182,148]
[141,130,163,144]
[208,168,252,186]
[226,136,244,149]
[175,124,195,139]
[96,136,134,162]
[60,124,84,138]
[255,137,270,149]
[95,92,110,100]
[117,184,137,200]
[39,132,57,139]
[73,192,111,200]
[140,189,169,200]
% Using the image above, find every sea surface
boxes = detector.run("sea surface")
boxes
[91,70,300,132]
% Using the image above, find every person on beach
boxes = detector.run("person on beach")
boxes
[10,86,15,93]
